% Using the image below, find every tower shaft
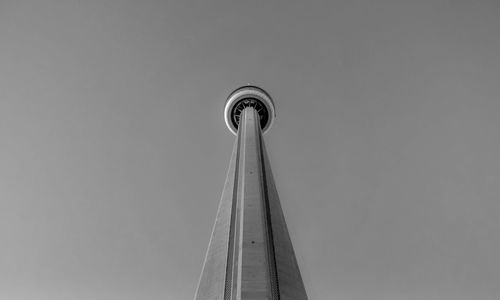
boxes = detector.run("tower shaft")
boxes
[196,105,307,299]
[232,107,277,298]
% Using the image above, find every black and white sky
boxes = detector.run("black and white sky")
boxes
[1,0,500,299]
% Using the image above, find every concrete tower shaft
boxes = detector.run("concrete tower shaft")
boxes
[195,87,307,300]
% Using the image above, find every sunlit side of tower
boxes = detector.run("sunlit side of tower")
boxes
[195,86,308,300]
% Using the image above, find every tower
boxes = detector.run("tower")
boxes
[195,86,308,300]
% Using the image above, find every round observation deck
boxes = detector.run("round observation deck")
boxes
[224,85,276,135]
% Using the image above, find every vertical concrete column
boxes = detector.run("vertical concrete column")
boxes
[235,107,274,299]
[195,86,307,300]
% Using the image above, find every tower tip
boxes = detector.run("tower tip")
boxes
[224,85,276,135]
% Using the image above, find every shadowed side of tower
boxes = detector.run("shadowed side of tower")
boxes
[195,86,308,300]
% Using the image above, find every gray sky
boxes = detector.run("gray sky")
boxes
[1,0,500,299]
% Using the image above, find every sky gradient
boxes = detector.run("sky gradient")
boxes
[1,0,500,299]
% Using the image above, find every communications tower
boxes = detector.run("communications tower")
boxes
[195,86,308,300]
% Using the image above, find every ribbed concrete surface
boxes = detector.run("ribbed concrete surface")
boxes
[194,138,238,300]
[195,107,307,300]
[261,137,308,300]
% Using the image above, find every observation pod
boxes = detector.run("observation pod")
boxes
[224,85,276,135]
[195,86,308,300]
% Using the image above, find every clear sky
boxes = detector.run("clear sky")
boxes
[1,0,500,299]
